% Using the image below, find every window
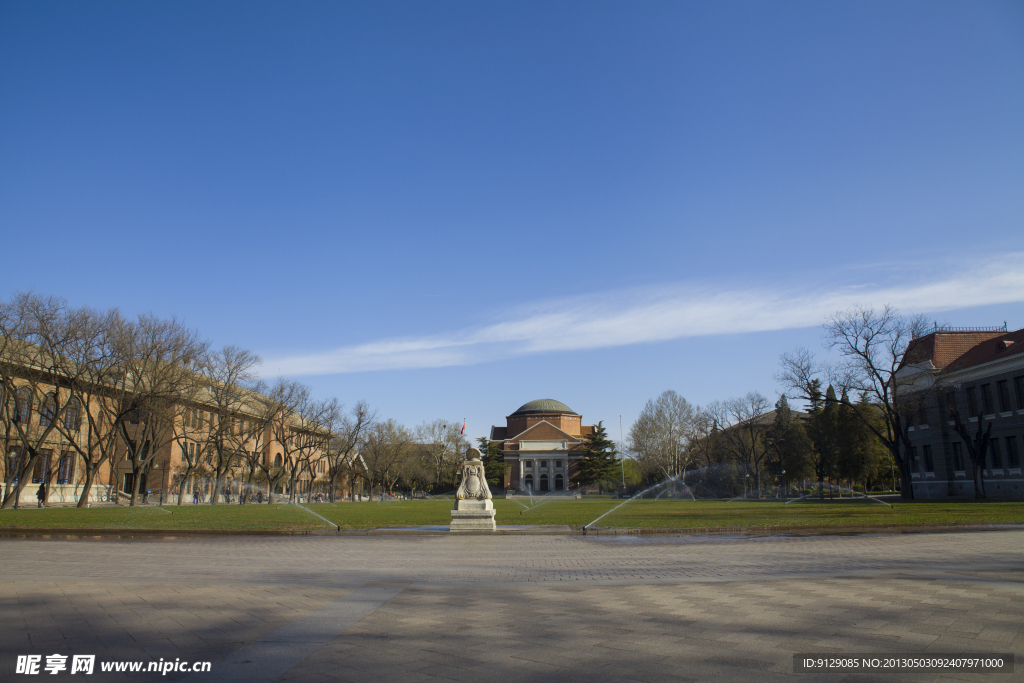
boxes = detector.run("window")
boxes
[555,460,563,470]
[997,380,1011,412]
[965,387,979,417]
[909,446,919,472]
[38,393,56,427]
[129,405,140,425]
[980,384,993,415]
[14,387,32,424]
[540,460,548,470]
[923,445,934,473]
[524,460,533,469]
[988,440,1002,470]
[539,473,549,491]
[64,398,81,431]
[57,452,75,484]
[524,474,533,489]
[274,454,282,467]
[945,391,957,420]
[1006,436,1020,468]
[32,449,51,483]
[1014,376,1024,410]
[917,402,928,426]
[952,442,964,471]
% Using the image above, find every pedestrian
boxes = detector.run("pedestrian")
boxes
[193,491,199,505]
[36,482,45,508]
[257,491,263,504]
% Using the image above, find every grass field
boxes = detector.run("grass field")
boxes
[0,498,1022,532]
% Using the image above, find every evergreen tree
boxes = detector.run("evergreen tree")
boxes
[475,436,508,488]
[576,421,619,487]
[766,395,813,487]
[835,390,885,490]
[806,384,841,498]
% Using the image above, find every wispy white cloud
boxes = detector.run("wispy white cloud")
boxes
[263,252,1024,376]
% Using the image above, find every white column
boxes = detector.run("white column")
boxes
[519,459,524,491]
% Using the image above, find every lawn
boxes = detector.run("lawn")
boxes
[0,498,1021,532]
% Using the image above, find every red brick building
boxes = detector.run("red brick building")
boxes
[489,399,595,493]
[899,326,1024,499]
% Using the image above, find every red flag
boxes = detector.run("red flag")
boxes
[460,420,466,435]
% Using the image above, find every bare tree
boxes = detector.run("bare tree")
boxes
[324,400,375,502]
[263,380,334,503]
[40,304,125,507]
[627,390,697,482]
[718,392,773,495]
[415,419,467,491]
[288,396,337,502]
[778,305,930,499]
[195,346,261,504]
[114,315,206,506]
[362,419,415,498]
[0,294,80,508]
[950,407,993,500]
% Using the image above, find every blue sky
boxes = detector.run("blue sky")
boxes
[2,1,1023,442]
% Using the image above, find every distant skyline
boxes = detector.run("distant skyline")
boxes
[2,1,1022,441]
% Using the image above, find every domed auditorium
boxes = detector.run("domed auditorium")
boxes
[488,399,597,494]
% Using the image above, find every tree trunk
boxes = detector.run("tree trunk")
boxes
[898,459,914,500]
[76,464,97,508]
[130,460,143,506]
[210,472,221,505]
[2,453,39,509]
[177,476,188,505]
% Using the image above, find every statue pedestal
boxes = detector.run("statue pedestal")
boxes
[450,447,496,532]
[450,498,496,532]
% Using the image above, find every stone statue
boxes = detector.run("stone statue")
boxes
[456,447,492,501]
[450,446,496,531]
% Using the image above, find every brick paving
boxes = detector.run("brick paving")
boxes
[0,530,1021,681]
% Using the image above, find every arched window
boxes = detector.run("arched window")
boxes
[39,393,57,427]
[555,474,564,491]
[540,474,549,492]
[7,449,21,483]
[64,398,81,431]
[524,474,533,491]
[274,454,282,467]
[14,387,32,424]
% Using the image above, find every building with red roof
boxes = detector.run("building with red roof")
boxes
[898,325,1024,499]
[489,399,596,494]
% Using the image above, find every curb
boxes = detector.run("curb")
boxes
[0,522,1021,539]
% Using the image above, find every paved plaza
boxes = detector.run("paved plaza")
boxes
[0,529,1021,682]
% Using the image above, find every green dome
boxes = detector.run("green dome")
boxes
[511,399,576,415]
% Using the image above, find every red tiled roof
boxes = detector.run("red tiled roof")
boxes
[901,331,1006,371]
[939,328,1024,375]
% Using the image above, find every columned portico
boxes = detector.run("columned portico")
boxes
[488,399,597,493]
